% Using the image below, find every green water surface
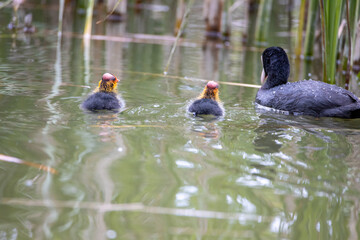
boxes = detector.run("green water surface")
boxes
[1,1,360,239]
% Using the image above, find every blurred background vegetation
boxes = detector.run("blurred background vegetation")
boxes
[2,0,360,86]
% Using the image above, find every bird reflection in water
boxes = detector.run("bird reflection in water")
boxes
[94,113,122,143]
[253,116,286,154]
[192,122,220,139]
[254,109,360,156]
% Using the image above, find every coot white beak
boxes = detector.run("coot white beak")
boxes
[260,56,267,84]
[261,68,267,84]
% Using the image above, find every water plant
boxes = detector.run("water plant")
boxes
[303,0,318,58]
[58,0,64,36]
[295,0,306,57]
[293,0,360,84]
[83,0,95,39]
[255,0,272,46]
[319,0,343,83]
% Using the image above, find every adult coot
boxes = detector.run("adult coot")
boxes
[255,46,360,118]
[82,73,121,111]
[188,81,223,116]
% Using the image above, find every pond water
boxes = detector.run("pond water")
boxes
[1,1,360,239]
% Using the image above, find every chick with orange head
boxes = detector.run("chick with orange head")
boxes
[82,73,121,111]
[188,81,223,116]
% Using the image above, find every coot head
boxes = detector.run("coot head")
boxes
[261,47,290,89]
[98,73,119,92]
[199,81,220,102]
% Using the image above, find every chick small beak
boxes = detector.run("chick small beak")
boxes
[115,77,119,83]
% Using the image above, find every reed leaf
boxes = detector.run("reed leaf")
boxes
[304,0,319,58]
[320,0,343,83]
[349,0,360,63]
[255,0,272,46]
[344,0,351,86]
[84,0,95,39]
[295,0,306,57]
[58,0,64,36]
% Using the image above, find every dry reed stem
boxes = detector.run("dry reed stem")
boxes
[89,67,262,89]
[0,154,58,174]
[96,0,124,24]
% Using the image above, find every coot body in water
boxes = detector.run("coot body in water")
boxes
[82,73,121,111]
[255,47,360,118]
[188,81,223,116]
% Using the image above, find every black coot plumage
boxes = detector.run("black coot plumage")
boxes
[255,46,360,118]
[82,73,121,111]
[188,81,223,116]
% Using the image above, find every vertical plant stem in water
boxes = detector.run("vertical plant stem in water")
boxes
[295,0,306,57]
[304,0,319,58]
[84,0,95,39]
[164,0,194,75]
[255,0,273,46]
[349,0,360,63]
[320,0,343,83]
[58,0,65,36]
[83,0,95,82]
[345,0,352,87]
[319,0,326,81]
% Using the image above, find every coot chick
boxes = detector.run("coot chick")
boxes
[82,73,121,111]
[255,46,360,118]
[188,81,223,116]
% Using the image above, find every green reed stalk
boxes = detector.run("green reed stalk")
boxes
[84,0,95,39]
[344,0,351,86]
[349,0,360,63]
[319,0,343,83]
[295,0,306,57]
[58,0,65,36]
[255,0,272,45]
[304,0,319,58]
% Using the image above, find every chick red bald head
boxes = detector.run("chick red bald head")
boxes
[102,73,119,82]
[98,73,119,92]
[198,81,220,102]
[206,81,219,90]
